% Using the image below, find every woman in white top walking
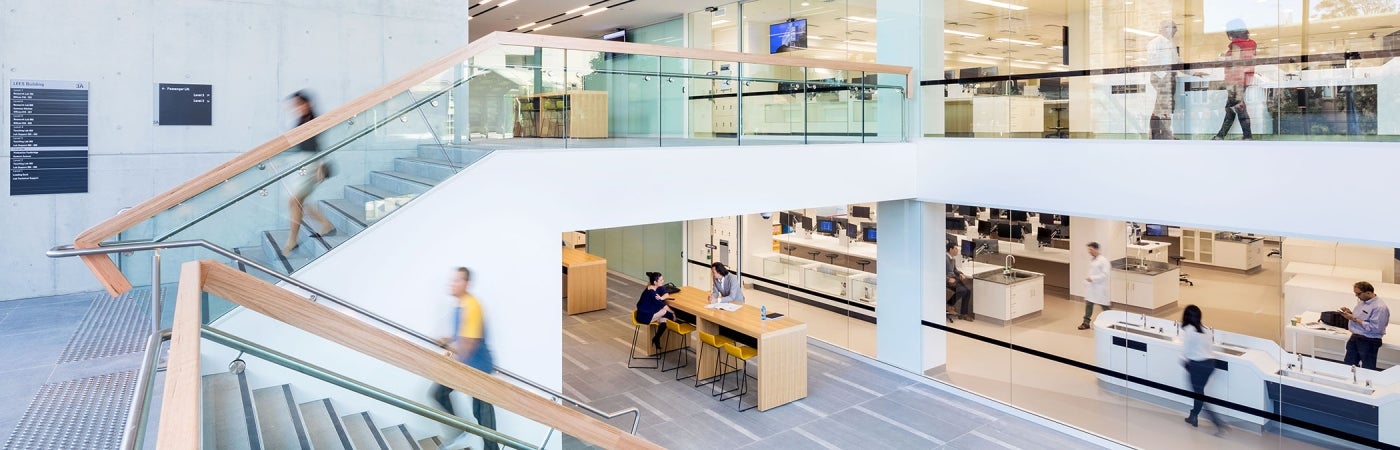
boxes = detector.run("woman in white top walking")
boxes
[1182,304,1228,435]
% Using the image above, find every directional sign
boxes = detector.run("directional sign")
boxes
[156,83,213,126]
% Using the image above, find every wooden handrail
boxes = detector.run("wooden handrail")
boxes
[73,32,913,296]
[156,260,659,449]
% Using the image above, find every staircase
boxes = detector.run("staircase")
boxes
[203,371,452,450]
[229,144,494,279]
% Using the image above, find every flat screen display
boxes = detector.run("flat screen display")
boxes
[769,20,808,54]
[863,226,877,243]
[962,240,975,257]
[817,218,836,234]
[852,205,871,219]
[1145,224,1168,236]
[946,217,967,231]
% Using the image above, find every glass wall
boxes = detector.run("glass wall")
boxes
[931,0,1400,141]
[931,201,1398,448]
[685,204,880,357]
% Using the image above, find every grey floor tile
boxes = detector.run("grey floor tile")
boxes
[738,429,836,450]
[886,385,1001,430]
[980,415,1102,450]
[0,299,91,337]
[0,365,52,442]
[48,351,143,384]
[851,396,967,442]
[826,406,947,448]
[0,329,74,372]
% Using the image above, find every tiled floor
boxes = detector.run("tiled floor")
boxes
[0,291,147,448]
[561,273,1112,450]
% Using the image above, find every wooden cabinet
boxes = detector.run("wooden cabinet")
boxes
[513,91,608,138]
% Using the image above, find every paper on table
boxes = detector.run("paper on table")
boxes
[704,303,742,312]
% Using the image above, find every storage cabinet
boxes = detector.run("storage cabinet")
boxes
[513,91,608,138]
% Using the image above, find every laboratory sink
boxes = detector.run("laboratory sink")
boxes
[1109,323,1173,341]
[1214,346,1246,357]
[973,270,1042,284]
[1276,370,1375,395]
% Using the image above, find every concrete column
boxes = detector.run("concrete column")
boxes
[876,200,945,373]
[876,0,925,139]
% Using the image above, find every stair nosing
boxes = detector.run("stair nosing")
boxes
[397,157,464,169]
[236,372,265,450]
[322,199,370,229]
[372,170,436,188]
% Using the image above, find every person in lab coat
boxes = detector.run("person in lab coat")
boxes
[1078,242,1112,330]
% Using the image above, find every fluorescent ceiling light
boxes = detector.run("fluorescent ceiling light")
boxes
[565,5,589,14]
[966,0,1028,11]
[992,37,1041,46]
[1009,62,1043,69]
[960,57,1003,65]
[1124,27,1157,37]
[1047,45,1063,50]
[519,22,536,29]
[479,0,493,4]
[844,16,878,23]
[498,0,516,5]
[534,23,553,31]
[582,7,606,16]
[712,19,729,25]
[944,29,984,38]
[1013,59,1045,64]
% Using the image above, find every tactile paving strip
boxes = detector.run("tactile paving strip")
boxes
[57,287,160,363]
[2,370,136,450]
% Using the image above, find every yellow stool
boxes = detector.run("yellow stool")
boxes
[627,312,661,369]
[661,321,697,378]
[697,331,734,392]
[718,343,759,412]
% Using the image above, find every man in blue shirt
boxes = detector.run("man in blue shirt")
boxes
[1341,281,1390,370]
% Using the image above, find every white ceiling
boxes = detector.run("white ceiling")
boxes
[467,0,729,40]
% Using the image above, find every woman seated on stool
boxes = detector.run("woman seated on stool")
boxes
[637,272,676,350]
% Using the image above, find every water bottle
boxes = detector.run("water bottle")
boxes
[761,305,768,321]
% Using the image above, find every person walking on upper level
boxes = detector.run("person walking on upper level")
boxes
[1181,304,1228,435]
[431,267,499,450]
[709,262,745,304]
[1342,281,1390,370]
[1078,242,1112,330]
[1147,20,1206,140]
[1212,19,1257,141]
[637,271,676,350]
[280,90,335,256]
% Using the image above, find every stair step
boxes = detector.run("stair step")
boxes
[341,412,390,450]
[368,171,435,197]
[232,246,282,284]
[298,399,355,450]
[344,184,400,205]
[321,199,374,235]
[201,372,260,450]
[416,436,443,450]
[416,144,495,165]
[380,425,421,450]
[393,158,461,183]
[260,230,317,273]
[252,385,313,450]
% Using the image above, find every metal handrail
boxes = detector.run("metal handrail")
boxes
[201,326,539,450]
[47,239,642,435]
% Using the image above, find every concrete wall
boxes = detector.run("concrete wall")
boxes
[0,0,469,301]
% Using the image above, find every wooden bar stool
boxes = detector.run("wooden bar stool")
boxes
[696,331,733,392]
[717,343,758,412]
[660,321,696,378]
[627,312,661,369]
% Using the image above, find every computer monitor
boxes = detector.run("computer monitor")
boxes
[862,226,877,243]
[852,205,871,219]
[779,211,793,227]
[989,208,1005,219]
[945,204,954,213]
[799,215,813,232]
[1145,224,1168,236]
[996,223,1024,239]
[1036,227,1054,245]
[1010,210,1029,222]
[1039,214,1057,225]
[946,217,967,231]
[816,217,837,236]
[845,223,859,239]
[958,205,975,217]
[977,221,995,236]
[1058,215,1071,226]
[961,240,975,257]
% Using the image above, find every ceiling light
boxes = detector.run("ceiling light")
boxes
[582,7,606,16]
[1349,31,1358,35]
[844,16,878,23]
[944,29,984,38]
[966,0,1028,11]
[479,0,493,4]
[808,35,823,40]
[565,5,589,14]
[1330,25,1341,29]
[519,22,536,29]
[801,1,810,5]
[1013,59,1045,64]
[712,19,729,25]
[1193,18,1202,23]
[993,37,1041,46]
[497,0,516,5]
[1047,45,1063,50]
[534,24,553,31]
[1124,27,1157,37]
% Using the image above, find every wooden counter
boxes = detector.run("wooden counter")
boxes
[562,248,607,315]
[666,287,808,411]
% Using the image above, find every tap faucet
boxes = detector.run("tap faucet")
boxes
[1352,365,1358,383]
[1004,255,1016,274]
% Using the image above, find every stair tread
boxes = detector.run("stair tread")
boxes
[417,436,442,450]
[397,156,464,169]
[346,184,401,201]
[252,385,312,450]
[373,170,438,187]
[202,372,258,450]
[298,399,355,450]
[322,199,377,226]
[380,424,421,450]
[341,412,390,450]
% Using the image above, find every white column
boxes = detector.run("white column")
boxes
[876,200,945,373]
[876,0,924,139]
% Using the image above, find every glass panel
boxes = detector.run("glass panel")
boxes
[570,48,660,147]
[869,73,907,143]
[665,57,741,147]
[739,63,807,146]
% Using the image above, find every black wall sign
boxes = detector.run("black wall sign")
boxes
[10,79,89,195]
[156,83,212,126]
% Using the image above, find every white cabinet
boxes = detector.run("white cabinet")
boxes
[973,275,1045,324]
[972,96,1045,133]
[1110,269,1181,309]
[712,97,737,134]
[1181,228,1262,271]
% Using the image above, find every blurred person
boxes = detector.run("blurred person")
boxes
[1147,20,1207,140]
[637,271,676,349]
[431,267,499,450]
[1181,304,1228,435]
[1342,281,1389,370]
[1212,19,1256,141]
[709,262,745,304]
[1078,242,1112,330]
[280,90,335,255]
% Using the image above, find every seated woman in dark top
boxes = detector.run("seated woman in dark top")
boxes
[637,272,676,349]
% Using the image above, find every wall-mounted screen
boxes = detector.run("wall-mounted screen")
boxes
[769,19,808,54]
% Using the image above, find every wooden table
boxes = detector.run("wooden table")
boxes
[562,248,607,315]
[666,287,808,411]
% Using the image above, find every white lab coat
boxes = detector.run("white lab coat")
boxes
[1086,255,1111,306]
